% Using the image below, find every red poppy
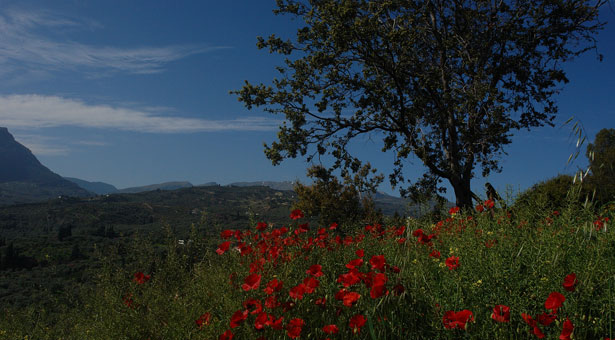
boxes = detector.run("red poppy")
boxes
[256,222,268,231]
[289,283,307,300]
[346,258,364,269]
[545,292,565,313]
[322,324,339,334]
[290,209,304,220]
[337,270,361,287]
[429,250,441,258]
[418,233,436,245]
[449,206,460,215]
[297,223,309,233]
[356,249,365,257]
[445,256,460,270]
[315,297,326,307]
[243,298,263,315]
[442,310,474,330]
[221,230,235,239]
[559,318,574,340]
[484,199,495,209]
[264,295,280,309]
[263,278,283,295]
[216,241,231,255]
[254,312,270,330]
[241,273,261,291]
[219,330,234,340]
[370,255,386,272]
[475,203,485,212]
[196,312,212,328]
[306,264,324,277]
[133,272,151,284]
[329,222,338,230]
[303,277,320,293]
[522,313,545,339]
[349,314,366,334]
[412,229,424,237]
[229,309,248,328]
[340,290,361,307]
[287,318,304,339]
[122,293,134,308]
[537,312,556,326]
[563,273,578,292]
[370,273,388,299]
[491,305,510,323]
[522,313,537,327]
[270,316,284,330]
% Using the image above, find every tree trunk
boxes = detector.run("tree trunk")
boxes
[450,177,473,210]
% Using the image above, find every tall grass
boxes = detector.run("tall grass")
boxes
[1,200,613,340]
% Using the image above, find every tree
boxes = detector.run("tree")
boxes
[586,128,615,205]
[514,174,575,211]
[235,0,606,209]
[293,165,383,227]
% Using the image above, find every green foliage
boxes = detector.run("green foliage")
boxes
[515,174,578,212]
[1,200,614,339]
[292,165,383,228]
[586,128,615,205]
[235,0,606,208]
[0,186,298,309]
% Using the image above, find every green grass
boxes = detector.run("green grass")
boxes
[1,201,614,340]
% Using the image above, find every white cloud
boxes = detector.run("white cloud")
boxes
[0,94,281,133]
[0,8,225,77]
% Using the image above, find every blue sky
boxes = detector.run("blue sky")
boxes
[0,1,613,201]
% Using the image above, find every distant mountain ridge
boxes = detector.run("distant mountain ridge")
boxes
[229,181,295,191]
[0,127,91,205]
[64,178,443,216]
[118,181,193,194]
[64,177,118,195]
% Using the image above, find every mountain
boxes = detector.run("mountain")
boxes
[0,127,91,205]
[64,177,118,195]
[229,181,295,191]
[118,181,193,193]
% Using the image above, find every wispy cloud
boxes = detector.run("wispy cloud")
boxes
[0,8,225,77]
[0,94,281,133]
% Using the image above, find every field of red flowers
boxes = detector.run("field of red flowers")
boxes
[1,201,614,339]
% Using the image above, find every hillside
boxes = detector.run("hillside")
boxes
[0,185,297,308]
[117,181,193,193]
[0,127,91,205]
[64,177,118,195]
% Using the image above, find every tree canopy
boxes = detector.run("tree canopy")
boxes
[586,128,615,205]
[292,165,383,228]
[235,0,606,208]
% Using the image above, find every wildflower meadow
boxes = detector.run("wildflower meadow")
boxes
[1,199,614,340]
